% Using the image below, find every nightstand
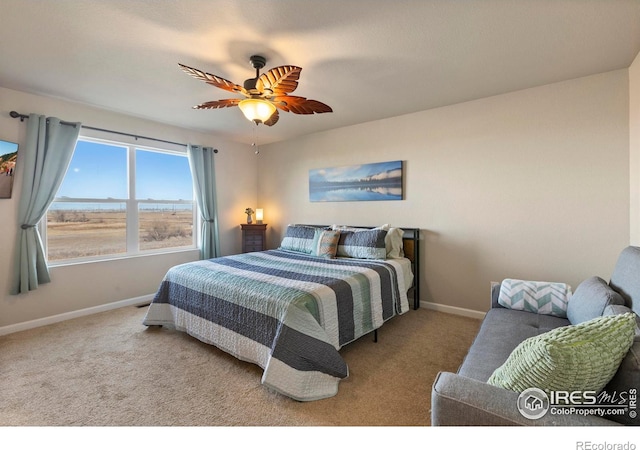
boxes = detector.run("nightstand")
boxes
[241,223,267,252]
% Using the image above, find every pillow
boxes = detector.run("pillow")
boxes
[331,224,389,232]
[603,304,640,338]
[311,229,340,259]
[332,225,368,232]
[278,225,319,254]
[487,312,636,394]
[336,229,387,260]
[497,279,572,318]
[567,276,625,325]
[385,227,405,259]
[332,225,405,258]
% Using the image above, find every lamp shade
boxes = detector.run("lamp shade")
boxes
[238,99,277,123]
[256,208,264,224]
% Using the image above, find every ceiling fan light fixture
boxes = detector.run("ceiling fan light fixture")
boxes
[179,56,331,127]
[238,98,276,123]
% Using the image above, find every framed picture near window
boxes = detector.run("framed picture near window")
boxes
[0,139,19,199]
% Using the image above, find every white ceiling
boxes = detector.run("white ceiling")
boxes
[1,0,639,145]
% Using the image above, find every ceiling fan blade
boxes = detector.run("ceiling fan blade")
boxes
[257,66,301,96]
[179,63,247,96]
[192,99,241,110]
[272,96,333,115]
[263,109,279,127]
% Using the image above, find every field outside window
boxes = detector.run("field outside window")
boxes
[45,138,196,263]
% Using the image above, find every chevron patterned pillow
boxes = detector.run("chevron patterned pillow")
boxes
[498,279,572,318]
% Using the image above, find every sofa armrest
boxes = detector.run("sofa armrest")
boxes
[431,372,619,426]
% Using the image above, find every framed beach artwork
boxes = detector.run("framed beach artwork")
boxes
[309,160,403,202]
[0,139,19,199]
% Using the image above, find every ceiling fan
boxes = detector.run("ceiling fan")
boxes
[179,55,332,126]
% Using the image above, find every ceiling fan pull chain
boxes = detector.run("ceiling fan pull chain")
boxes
[252,122,260,155]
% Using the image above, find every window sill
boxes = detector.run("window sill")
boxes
[47,247,199,268]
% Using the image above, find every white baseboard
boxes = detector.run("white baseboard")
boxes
[421,301,486,320]
[1,296,485,337]
[0,294,154,337]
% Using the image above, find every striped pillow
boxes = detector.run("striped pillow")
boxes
[337,229,387,260]
[311,229,341,259]
[279,225,318,254]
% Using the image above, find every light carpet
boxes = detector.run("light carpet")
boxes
[0,305,480,426]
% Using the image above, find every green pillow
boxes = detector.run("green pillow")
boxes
[487,313,636,393]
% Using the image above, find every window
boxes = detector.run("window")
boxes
[45,137,196,263]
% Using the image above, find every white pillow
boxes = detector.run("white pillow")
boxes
[385,227,404,259]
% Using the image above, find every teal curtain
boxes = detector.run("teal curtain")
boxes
[12,114,81,294]
[187,144,220,259]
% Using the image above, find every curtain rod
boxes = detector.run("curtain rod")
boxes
[9,111,218,153]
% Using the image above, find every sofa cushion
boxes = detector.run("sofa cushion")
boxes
[497,279,571,318]
[603,304,640,336]
[457,308,570,382]
[486,313,636,394]
[609,246,640,316]
[601,305,640,425]
[567,276,625,325]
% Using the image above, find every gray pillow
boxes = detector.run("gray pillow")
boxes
[603,304,640,339]
[278,225,319,254]
[336,229,387,260]
[567,276,625,325]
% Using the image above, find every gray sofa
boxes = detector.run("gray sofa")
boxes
[431,246,640,426]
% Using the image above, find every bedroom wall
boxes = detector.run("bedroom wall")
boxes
[0,86,257,331]
[257,70,630,316]
[630,51,640,246]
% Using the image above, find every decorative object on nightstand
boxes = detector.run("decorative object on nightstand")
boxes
[244,207,254,224]
[241,223,267,252]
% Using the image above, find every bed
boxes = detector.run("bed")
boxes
[143,224,420,401]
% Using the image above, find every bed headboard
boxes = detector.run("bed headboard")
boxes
[400,228,420,310]
[297,225,420,310]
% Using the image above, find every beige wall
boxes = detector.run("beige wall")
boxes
[0,86,257,331]
[258,70,630,315]
[0,65,634,330]
[631,52,640,245]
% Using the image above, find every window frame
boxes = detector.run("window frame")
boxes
[42,136,198,266]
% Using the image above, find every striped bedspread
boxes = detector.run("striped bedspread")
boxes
[143,249,411,401]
